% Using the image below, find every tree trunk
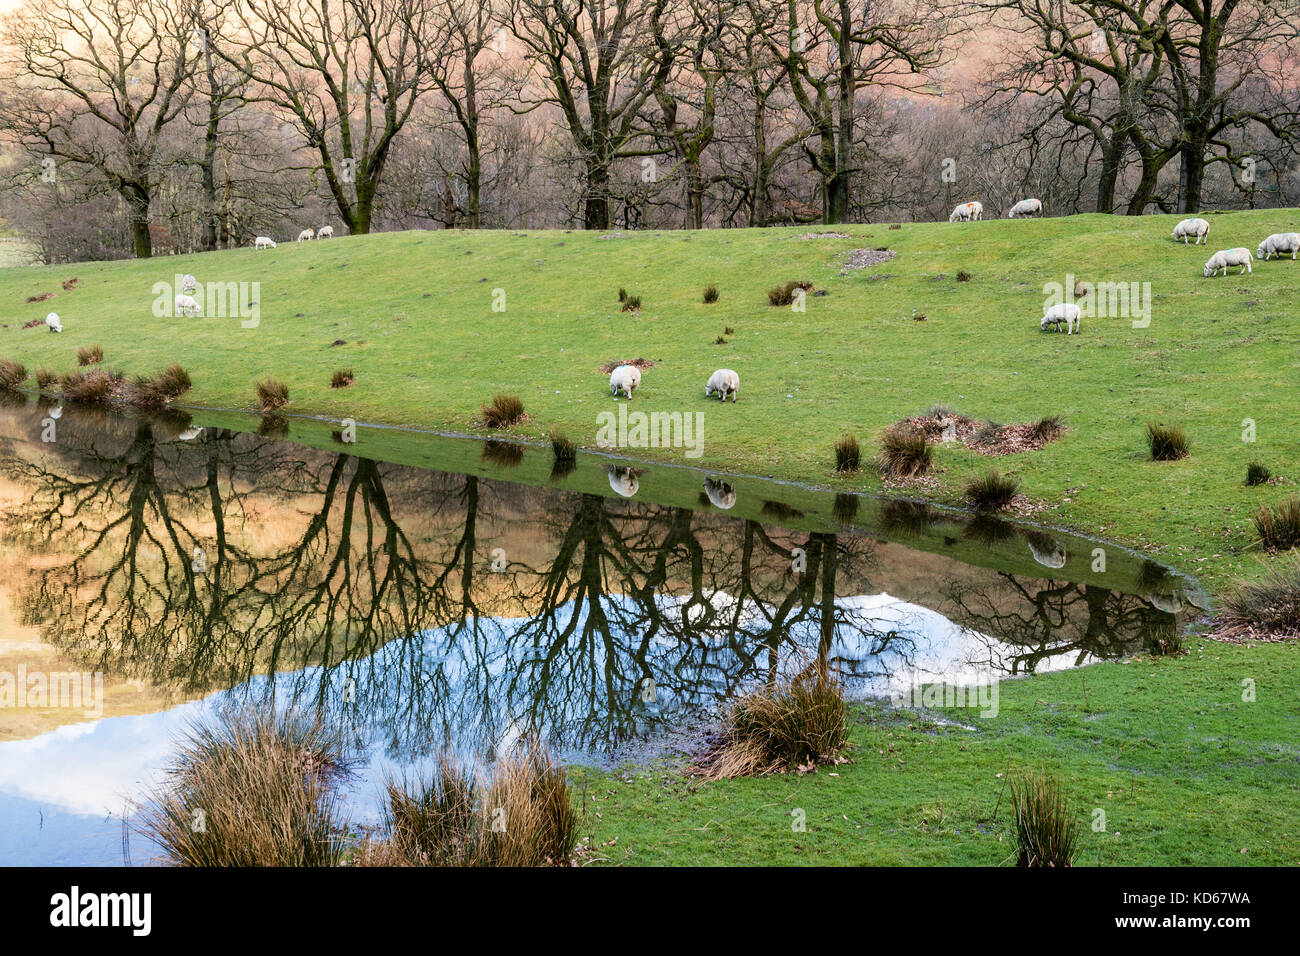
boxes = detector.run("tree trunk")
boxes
[200,33,220,251]
[1096,133,1125,213]
[684,154,704,230]
[1178,133,1208,213]
[584,161,610,230]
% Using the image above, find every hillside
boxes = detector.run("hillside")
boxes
[3,210,1299,592]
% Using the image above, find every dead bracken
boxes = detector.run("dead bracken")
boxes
[896,408,1067,457]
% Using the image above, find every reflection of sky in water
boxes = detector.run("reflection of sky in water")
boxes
[0,590,1090,865]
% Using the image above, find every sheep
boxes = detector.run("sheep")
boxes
[608,465,639,498]
[174,293,200,316]
[948,201,983,222]
[703,477,736,510]
[318,225,334,239]
[705,368,739,402]
[297,228,315,243]
[1171,218,1210,245]
[609,364,641,399]
[1256,232,1300,261]
[1203,248,1253,277]
[254,236,277,250]
[177,426,204,441]
[181,274,197,293]
[45,312,62,333]
[1028,538,1067,569]
[1007,198,1042,219]
[1041,301,1081,334]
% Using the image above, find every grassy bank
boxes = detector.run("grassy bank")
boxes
[4,213,1298,592]
[572,637,1299,866]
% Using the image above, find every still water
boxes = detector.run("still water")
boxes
[0,402,1204,864]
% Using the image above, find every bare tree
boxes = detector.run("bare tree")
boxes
[0,0,202,257]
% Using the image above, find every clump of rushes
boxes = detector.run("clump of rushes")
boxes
[621,295,642,312]
[767,280,812,306]
[330,369,354,389]
[963,469,1020,512]
[481,393,524,428]
[834,434,861,473]
[724,326,735,335]
[1255,498,1300,551]
[703,285,719,303]
[61,369,117,404]
[132,709,352,867]
[877,424,932,478]
[956,270,972,282]
[77,344,103,366]
[256,378,290,412]
[1011,771,1078,868]
[1218,559,1300,640]
[550,431,576,462]
[131,364,192,407]
[35,368,58,391]
[1245,462,1272,486]
[1146,422,1188,461]
[714,335,727,345]
[1029,415,1065,443]
[618,287,628,303]
[698,665,847,780]
[363,744,577,867]
[0,359,27,390]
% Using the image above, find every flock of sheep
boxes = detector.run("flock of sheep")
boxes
[253,225,335,250]
[947,200,1296,333]
[608,364,740,404]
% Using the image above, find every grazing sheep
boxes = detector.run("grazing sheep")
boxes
[1007,198,1042,219]
[609,364,641,399]
[45,312,62,333]
[703,477,736,510]
[1171,218,1210,245]
[1041,301,1081,334]
[1256,232,1300,261]
[174,293,200,316]
[705,368,739,402]
[948,201,983,222]
[318,225,334,239]
[254,236,276,250]
[1203,248,1253,277]
[608,465,639,498]
[297,228,315,243]
[181,274,197,293]
[1028,538,1067,569]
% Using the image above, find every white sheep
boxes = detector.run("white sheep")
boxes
[1028,538,1067,569]
[254,236,276,250]
[177,426,204,441]
[609,364,641,399]
[705,368,739,402]
[45,312,62,333]
[1007,198,1042,219]
[1256,232,1300,261]
[608,465,639,498]
[1203,248,1253,277]
[703,477,736,510]
[174,293,200,316]
[1041,301,1081,334]
[297,228,315,243]
[318,225,334,239]
[1171,218,1210,245]
[948,201,983,222]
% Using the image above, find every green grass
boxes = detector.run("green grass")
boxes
[569,638,1300,866]
[3,212,1297,592]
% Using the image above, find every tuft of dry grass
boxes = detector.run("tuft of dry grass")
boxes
[1011,771,1078,867]
[834,434,860,473]
[0,358,27,390]
[1147,422,1189,461]
[61,369,118,404]
[1217,559,1300,641]
[703,285,719,303]
[696,664,847,780]
[621,294,642,312]
[876,424,932,479]
[131,364,193,407]
[481,393,525,428]
[256,378,290,412]
[77,344,103,366]
[767,280,813,306]
[131,709,352,867]
[1245,462,1272,486]
[35,368,58,391]
[330,369,355,389]
[1254,497,1300,552]
[963,469,1020,513]
[360,744,577,867]
[550,431,576,462]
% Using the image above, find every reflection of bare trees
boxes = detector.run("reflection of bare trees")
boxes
[0,410,1184,757]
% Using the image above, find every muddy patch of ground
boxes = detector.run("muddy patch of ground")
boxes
[839,248,897,274]
[598,357,656,374]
